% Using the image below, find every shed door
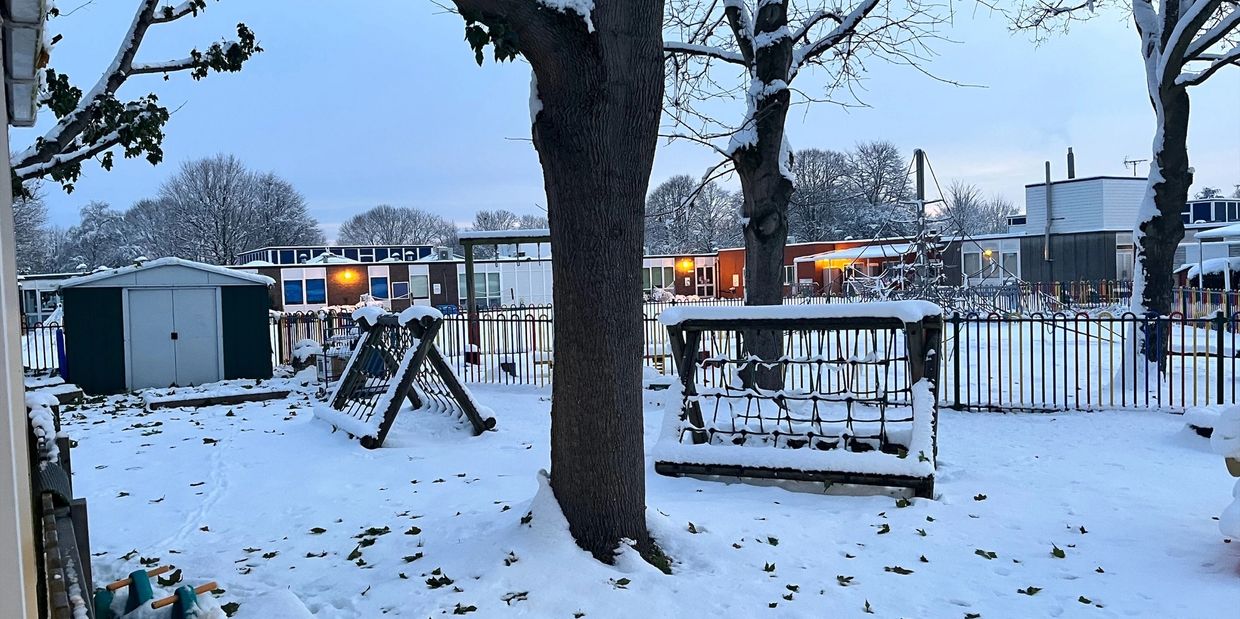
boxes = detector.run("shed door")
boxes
[128,289,178,389]
[127,288,222,389]
[171,288,221,387]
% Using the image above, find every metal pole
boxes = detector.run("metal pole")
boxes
[464,240,480,360]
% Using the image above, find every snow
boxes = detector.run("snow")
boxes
[659,300,942,326]
[291,339,323,363]
[529,69,542,125]
[65,385,1240,617]
[350,306,385,326]
[313,402,382,441]
[57,257,275,288]
[397,305,445,326]
[1194,222,1240,240]
[1185,257,1240,280]
[536,0,594,32]
[794,242,914,262]
[1212,406,1240,537]
[753,26,791,49]
[26,393,59,465]
[304,252,359,265]
[457,228,551,241]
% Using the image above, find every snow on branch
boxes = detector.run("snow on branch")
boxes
[152,0,206,23]
[10,0,260,196]
[664,41,748,65]
[1186,7,1240,60]
[1178,42,1240,85]
[792,0,880,73]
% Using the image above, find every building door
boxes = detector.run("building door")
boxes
[127,289,178,390]
[695,265,715,297]
[171,288,221,387]
[126,288,221,390]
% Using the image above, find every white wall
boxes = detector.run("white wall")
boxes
[1024,177,1145,235]
[0,31,39,616]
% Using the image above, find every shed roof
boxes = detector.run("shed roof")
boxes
[1194,223,1240,240]
[793,243,913,263]
[59,257,275,289]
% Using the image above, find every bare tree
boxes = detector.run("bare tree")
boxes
[450,0,664,562]
[337,204,458,246]
[470,209,548,257]
[994,1,1240,366]
[942,180,1017,237]
[644,174,741,253]
[12,189,48,274]
[154,154,323,264]
[788,148,854,241]
[59,202,140,270]
[122,197,181,259]
[10,1,262,197]
[664,0,947,308]
[518,213,549,229]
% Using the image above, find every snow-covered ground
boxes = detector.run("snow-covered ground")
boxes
[65,383,1239,617]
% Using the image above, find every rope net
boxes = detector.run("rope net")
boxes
[679,326,918,456]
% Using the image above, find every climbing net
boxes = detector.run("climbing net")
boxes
[686,328,915,454]
[655,303,942,496]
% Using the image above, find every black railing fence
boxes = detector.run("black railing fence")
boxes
[23,283,1240,412]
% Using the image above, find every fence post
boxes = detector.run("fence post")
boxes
[1217,310,1226,405]
[951,312,962,410]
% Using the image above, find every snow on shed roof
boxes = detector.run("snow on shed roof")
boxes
[304,252,360,265]
[793,243,913,263]
[1184,257,1240,280]
[1194,223,1240,240]
[58,257,275,288]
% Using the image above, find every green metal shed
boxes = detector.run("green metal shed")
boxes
[58,258,274,395]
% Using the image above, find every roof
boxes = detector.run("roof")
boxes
[794,243,913,263]
[304,252,360,265]
[59,257,275,289]
[458,228,552,242]
[1023,175,1148,188]
[3,0,46,126]
[1194,223,1240,240]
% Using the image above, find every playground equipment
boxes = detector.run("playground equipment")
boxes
[653,301,943,498]
[314,306,495,448]
[93,566,217,619]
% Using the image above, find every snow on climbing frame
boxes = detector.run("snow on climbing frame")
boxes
[653,301,943,498]
[314,307,495,448]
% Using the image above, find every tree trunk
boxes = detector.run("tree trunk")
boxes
[1133,85,1192,367]
[737,153,793,389]
[531,3,664,561]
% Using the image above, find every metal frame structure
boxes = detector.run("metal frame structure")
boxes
[655,311,942,497]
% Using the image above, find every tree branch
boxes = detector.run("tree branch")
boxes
[791,0,880,75]
[1178,41,1240,84]
[1185,4,1240,59]
[723,0,756,66]
[152,0,204,24]
[664,41,748,65]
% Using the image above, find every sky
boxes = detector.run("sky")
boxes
[13,1,1240,241]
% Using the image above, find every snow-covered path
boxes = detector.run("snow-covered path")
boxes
[66,385,1239,617]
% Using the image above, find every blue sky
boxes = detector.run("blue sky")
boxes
[14,1,1239,239]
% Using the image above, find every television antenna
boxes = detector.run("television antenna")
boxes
[1122,156,1148,176]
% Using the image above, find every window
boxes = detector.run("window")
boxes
[359,248,374,262]
[458,272,503,308]
[664,267,674,287]
[411,274,430,298]
[279,250,294,264]
[370,276,389,299]
[343,248,359,260]
[392,281,410,299]
[283,280,304,305]
[375,248,389,261]
[963,252,981,275]
[783,265,795,285]
[1001,252,1018,276]
[1194,202,1212,223]
[305,278,327,304]
[1231,202,1239,222]
[642,269,651,290]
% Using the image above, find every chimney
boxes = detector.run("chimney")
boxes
[1066,147,1076,179]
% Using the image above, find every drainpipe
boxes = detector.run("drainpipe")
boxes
[1043,161,1053,262]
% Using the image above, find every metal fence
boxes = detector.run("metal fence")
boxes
[23,284,1240,413]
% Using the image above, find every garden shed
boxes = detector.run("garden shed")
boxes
[59,258,275,394]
